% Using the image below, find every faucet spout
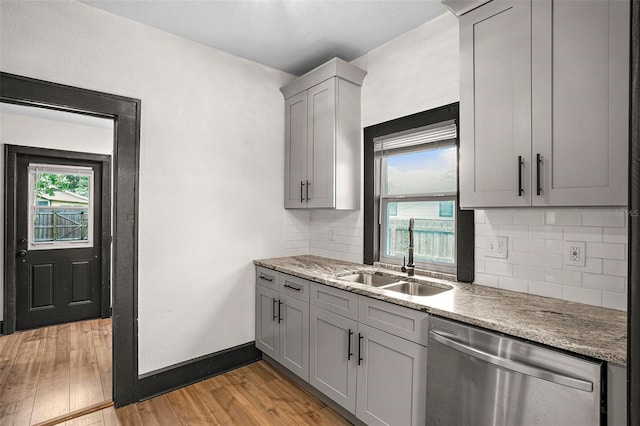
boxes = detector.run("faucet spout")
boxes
[407,218,415,276]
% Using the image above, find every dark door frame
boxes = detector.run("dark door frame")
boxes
[5,145,112,327]
[1,72,140,407]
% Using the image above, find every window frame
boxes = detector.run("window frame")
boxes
[363,103,475,282]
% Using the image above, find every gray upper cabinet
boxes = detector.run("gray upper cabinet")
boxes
[458,0,629,208]
[281,58,366,210]
[459,0,532,208]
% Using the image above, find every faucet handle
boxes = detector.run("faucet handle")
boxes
[401,256,407,272]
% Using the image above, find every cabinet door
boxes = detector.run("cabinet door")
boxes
[307,78,336,208]
[531,0,628,206]
[355,324,428,426]
[279,295,310,381]
[459,0,532,208]
[255,285,279,359]
[309,306,358,413]
[285,91,308,208]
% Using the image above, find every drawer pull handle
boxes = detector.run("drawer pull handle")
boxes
[283,284,301,292]
[259,274,273,282]
[348,329,353,361]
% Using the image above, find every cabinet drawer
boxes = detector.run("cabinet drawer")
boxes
[281,274,311,302]
[358,296,429,346]
[256,266,280,290]
[310,282,358,320]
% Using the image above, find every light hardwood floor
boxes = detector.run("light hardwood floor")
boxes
[69,361,351,426]
[0,318,112,426]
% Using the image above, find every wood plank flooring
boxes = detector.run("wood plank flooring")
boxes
[69,361,351,426]
[0,318,112,426]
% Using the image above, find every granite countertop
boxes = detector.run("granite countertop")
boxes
[254,255,627,366]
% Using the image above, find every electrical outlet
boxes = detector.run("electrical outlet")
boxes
[565,241,586,267]
[328,228,336,241]
[486,237,508,259]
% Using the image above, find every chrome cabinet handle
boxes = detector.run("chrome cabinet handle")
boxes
[536,153,542,196]
[430,331,593,392]
[517,156,524,196]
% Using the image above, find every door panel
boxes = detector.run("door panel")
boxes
[459,0,532,207]
[255,284,280,359]
[284,91,308,208]
[280,295,310,381]
[307,78,336,208]
[15,153,104,330]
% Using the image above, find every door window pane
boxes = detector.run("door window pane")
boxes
[385,146,457,196]
[28,164,94,250]
[384,201,456,264]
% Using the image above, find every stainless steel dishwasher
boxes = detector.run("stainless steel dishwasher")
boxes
[426,316,604,426]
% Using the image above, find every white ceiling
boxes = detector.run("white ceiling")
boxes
[80,0,447,76]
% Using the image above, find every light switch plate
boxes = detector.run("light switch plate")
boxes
[565,241,586,267]
[486,237,508,258]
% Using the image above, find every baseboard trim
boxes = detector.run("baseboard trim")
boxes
[138,341,261,401]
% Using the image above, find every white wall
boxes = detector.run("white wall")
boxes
[0,107,114,320]
[288,11,629,311]
[1,0,293,374]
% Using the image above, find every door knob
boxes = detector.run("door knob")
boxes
[17,249,27,258]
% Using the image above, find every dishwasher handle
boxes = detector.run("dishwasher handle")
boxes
[429,330,593,392]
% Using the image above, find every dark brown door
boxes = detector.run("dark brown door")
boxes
[15,153,105,330]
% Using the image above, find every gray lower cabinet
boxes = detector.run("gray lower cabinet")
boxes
[309,305,358,413]
[356,323,428,426]
[308,282,428,425]
[255,268,310,382]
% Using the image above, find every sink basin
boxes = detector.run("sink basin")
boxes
[382,281,451,297]
[338,272,401,287]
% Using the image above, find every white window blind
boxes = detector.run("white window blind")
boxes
[374,120,457,153]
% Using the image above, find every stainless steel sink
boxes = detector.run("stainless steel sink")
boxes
[338,272,401,287]
[383,281,451,297]
[336,271,453,297]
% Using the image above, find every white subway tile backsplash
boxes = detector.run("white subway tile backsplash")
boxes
[529,226,564,240]
[581,210,626,227]
[529,253,563,269]
[582,273,626,292]
[475,273,499,287]
[544,240,565,255]
[585,242,626,260]
[528,281,563,299]
[603,227,628,243]
[603,259,628,277]
[498,225,529,239]
[513,265,545,281]
[498,276,528,293]
[475,223,498,236]
[474,210,486,224]
[603,292,627,310]
[562,286,602,306]
[475,260,486,273]
[544,211,581,226]
[513,238,545,253]
[544,269,582,287]
[485,261,513,276]
[484,210,514,225]
[563,226,603,242]
[513,210,544,225]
